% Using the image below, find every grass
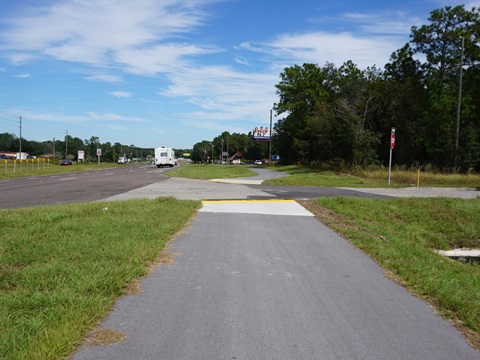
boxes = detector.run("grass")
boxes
[0,160,121,179]
[301,196,480,348]
[166,163,258,179]
[262,165,480,188]
[0,198,200,360]
[355,167,480,188]
[262,165,383,187]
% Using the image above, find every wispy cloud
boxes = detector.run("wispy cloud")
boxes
[240,31,402,70]
[12,109,147,125]
[84,74,123,83]
[1,0,220,73]
[14,73,30,78]
[109,91,132,98]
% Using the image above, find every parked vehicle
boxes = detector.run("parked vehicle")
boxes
[154,147,175,168]
[60,159,73,166]
[254,160,262,165]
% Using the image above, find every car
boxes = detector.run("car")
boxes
[254,160,262,165]
[60,159,73,166]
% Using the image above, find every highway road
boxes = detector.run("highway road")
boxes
[0,165,393,209]
[0,165,171,209]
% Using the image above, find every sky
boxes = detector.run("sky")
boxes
[0,0,477,150]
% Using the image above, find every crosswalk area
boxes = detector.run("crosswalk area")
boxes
[199,199,314,216]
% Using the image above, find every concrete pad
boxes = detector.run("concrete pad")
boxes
[437,249,480,257]
[210,179,263,185]
[200,199,314,216]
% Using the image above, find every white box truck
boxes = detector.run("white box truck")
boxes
[154,147,175,167]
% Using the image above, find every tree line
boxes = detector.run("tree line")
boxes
[190,132,270,163]
[0,133,153,162]
[273,5,480,171]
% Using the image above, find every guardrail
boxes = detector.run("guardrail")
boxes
[2,158,51,173]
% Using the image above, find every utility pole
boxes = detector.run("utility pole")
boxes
[454,35,464,167]
[65,130,68,159]
[52,138,55,160]
[18,116,22,160]
[221,137,224,164]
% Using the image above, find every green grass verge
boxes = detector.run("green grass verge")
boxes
[263,165,385,187]
[0,198,200,359]
[262,165,480,188]
[166,163,258,179]
[0,161,122,179]
[308,197,480,339]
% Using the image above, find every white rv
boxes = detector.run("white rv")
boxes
[118,156,128,164]
[154,147,175,167]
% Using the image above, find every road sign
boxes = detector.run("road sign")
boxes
[390,128,396,149]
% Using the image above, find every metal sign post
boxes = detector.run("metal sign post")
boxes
[388,128,395,186]
[97,148,102,166]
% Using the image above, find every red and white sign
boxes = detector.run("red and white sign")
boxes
[390,128,396,149]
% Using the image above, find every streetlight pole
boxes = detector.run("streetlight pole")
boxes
[454,35,464,167]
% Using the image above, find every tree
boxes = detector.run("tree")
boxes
[410,5,479,167]
[274,63,329,164]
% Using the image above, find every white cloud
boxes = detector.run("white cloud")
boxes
[110,91,132,98]
[11,109,147,125]
[1,0,220,73]
[14,73,30,78]
[341,12,421,35]
[163,65,277,124]
[84,74,123,83]
[241,31,402,70]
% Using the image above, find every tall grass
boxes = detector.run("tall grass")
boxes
[264,165,480,188]
[354,165,480,188]
[166,163,257,179]
[0,198,200,359]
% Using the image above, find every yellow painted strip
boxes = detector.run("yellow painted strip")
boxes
[202,200,295,204]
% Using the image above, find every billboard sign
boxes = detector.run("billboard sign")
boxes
[253,126,270,141]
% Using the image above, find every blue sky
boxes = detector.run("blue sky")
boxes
[0,0,476,150]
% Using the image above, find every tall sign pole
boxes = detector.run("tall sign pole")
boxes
[388,127,395,186]
[268,109,272,166]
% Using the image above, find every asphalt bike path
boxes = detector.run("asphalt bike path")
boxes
[72,169,479,359]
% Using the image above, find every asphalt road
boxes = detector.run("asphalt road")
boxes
[0,165,171,209]
[73,201,479,359]
[0,165,394,209]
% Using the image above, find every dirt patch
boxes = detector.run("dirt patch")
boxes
[298,199,480,353]
[150,246,179,268]
[84,328,126,346]
[123,278,142,295]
